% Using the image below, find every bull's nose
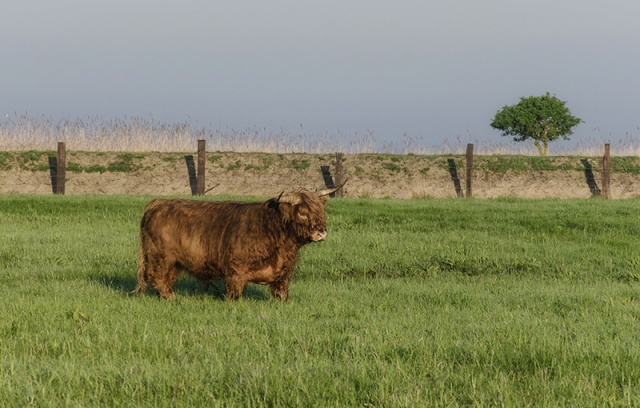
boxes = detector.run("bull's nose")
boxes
[313,231,327,241]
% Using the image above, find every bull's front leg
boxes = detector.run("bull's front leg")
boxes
[224,274,248,300]
[269,278,290,302]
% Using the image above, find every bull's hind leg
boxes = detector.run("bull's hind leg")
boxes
[148,258,180,300]
[131,277,148,296]
[154,279,176,299]
[131,270,149,295]
[131,244,150,295]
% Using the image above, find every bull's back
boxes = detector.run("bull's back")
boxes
[142,199,259,236]
[140,199,267,266]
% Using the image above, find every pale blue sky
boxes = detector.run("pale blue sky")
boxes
[2,1,639,149]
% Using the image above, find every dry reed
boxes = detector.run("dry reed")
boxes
[1,113,638,156]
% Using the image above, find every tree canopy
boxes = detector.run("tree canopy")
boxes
[490,93,582,156]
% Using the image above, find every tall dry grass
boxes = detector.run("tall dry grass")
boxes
[1,113,638,156]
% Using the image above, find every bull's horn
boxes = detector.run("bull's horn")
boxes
[316,179,348,197]
[277,193,302,205]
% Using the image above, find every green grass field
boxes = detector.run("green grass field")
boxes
[1,195,639,406]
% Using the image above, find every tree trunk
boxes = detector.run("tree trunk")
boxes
[533,140,545,156]
[533,139,549,156]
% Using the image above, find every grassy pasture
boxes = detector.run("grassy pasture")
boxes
[0,195,639,406]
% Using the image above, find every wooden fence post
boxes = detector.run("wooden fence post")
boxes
[55,142,66,195]
[602,143,611,199]
[197,139,206,196]
[334,152,344,197]
[465,143,473,198]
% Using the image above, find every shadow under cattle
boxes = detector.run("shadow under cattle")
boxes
[92,275,270,301]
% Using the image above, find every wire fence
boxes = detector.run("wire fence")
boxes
[1,142,639,199]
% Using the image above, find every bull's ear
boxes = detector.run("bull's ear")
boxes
[265,192,284,209]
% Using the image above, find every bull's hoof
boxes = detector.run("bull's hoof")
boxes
[157,290,176,300]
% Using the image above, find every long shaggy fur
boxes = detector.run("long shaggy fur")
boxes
[131,189,331,300]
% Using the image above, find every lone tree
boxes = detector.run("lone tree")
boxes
[491,93,582,156]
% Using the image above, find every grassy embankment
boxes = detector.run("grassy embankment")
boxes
[0,195,639,406]
[2,149,640,175]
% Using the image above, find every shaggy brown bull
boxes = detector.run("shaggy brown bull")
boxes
[131,185,344,300]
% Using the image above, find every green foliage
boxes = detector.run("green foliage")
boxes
[476,156,576,173]
[491,93,582,156]
[18,150,45,163]
[107,161,134,172]
[0,151,12,170]
[208,154,223,163]
[382,162,401,172]
[85,164,107,174]
[15,150,50,171]
[106,153,143,173]
[66,162,84,173]
[442,158,465,171]
[227,160,242,171]
[478,156,528,172]
[1,196,640,405]
[291,159,310,170]
[612,156,640,174]
[244,155,274,172]
[528,155,563,171]
[119,153,145,161]
[259,155,274,169]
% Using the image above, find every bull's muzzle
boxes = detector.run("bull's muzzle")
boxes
[312,230,328,242]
